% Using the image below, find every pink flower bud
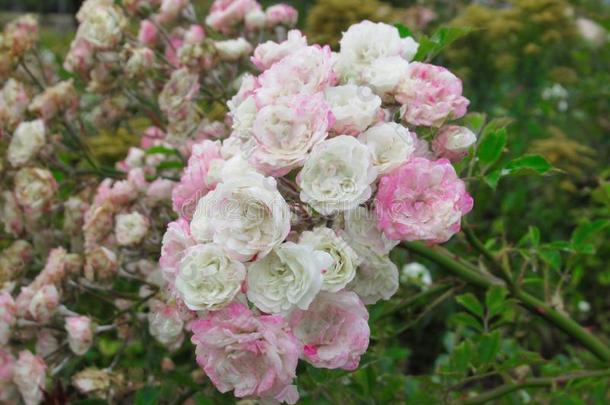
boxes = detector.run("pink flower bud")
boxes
[138,20,158,46]
[265,4,298,28]
[432,125,477,161]
[184,25,206,44]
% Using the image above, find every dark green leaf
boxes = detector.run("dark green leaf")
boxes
[146,145,180,156]
[484,169,502,189]
[135,386,161,405]
[414,26,473,61]
[462,112,486,134]
[451,312,483,332]
[571,220,610,253]
[478,331,501,364]
[477,128,507,166]
[156,160,185,171]
[540,248,562,271]
[504,154,552,175]
[485,286,508,319]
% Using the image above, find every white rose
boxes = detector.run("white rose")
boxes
[299,227,359,292]
[190,172,290,261]
[230,95,258,139]
[115,212,149,246]
[148,301,185,350]
[324,84,381,135]
[175,244,246,311]
[245,8,267,31]
[358,122,415,175]
[215,38,253,62]
[401,262,432,288]
[336,206,398,256]
[335,20,418,82]
[349,253,399,305]
[299,136,377,215]
[77,3,127,49]
[8,120,45,167]
[246,242,331,314]
[251,29,307,70]
[361,56,410,99]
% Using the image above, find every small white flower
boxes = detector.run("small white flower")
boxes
[7,120,45,167]
[358,122,415,175]
[324,84,381,135]
[401,262,432,288]
[175,244,246,311]
[299,227,360,292]
[215,38,254,61]
[115,212,149,246]
[299,136,377,215]
[77,3,126,49]
[247,242,332,314]
[361,56,410,99]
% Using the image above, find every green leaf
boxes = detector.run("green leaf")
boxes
[504,154,552,175]
[539,248,562,271]
[456,293,484,318]
[462,112,486,134]
[518,226,540,247]
[135,386,161,405]
[451,312,483,332]
[146,145,180,156]
[478,331,501,364]
[394,23,413,39]
[484,169,502,189]
[482,117,513,137]
[571,220,610,253]
[485,286,508,319]
[156,160,184,171]
[414,26,473,61]
[477,128,507,166]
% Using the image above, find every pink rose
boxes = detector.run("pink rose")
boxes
[138,20,158,46]
[146,178,176,202]
[251,29,307,71]
[65,316,94,356]
[254,45,336,106]
[13,350,46,405]
[159,218,195,282]
[191,302,301,404]
[288,290,369,370]
[265,4,298,28]
[64,37,95,75]
[375,157,473,243]
[28,284,59,323]
[205,0,261,34]
[172,140,222,218]
[396,62,469,127]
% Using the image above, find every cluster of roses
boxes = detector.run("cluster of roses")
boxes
[0,0,300,404]
[154,20,476,404]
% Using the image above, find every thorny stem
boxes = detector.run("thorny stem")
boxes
[461,369,610,405]
[402,241,610,363]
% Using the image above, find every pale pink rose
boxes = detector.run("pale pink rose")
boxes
[65,316,94,356]
[254,45,336,106]
[396,62,469,127]
[172,140,222,218]
[0,79,30,131]
[0,349,18,404]
[28,284,59,323]
[146,178,175,202]
[84,246,119,283]
[184,25,206,44]
[64,37,95,74]
[288,291,369,370]
[251,29,307,71]
[265,4,298,28]
[156,0,188,24]
[158,68,199,121]
[1,191,23,236]
[138,20,158,46]
[431,125,477,161]
[148,301,184,351]
[205,0,261,34]
[141,126,166,149]
[191,302,301,404]
[250,93,333,176]
[35,329,59,358]
[28,80,78,121]
[30,247,80,290]
[13,167,58,217]
[159,218,195,282]
[0,293,16,346]
[13,350,46,405]
[375,157,473,243]
[411,131,433,159]
[3,15,38,58]
[83,202,115,251]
